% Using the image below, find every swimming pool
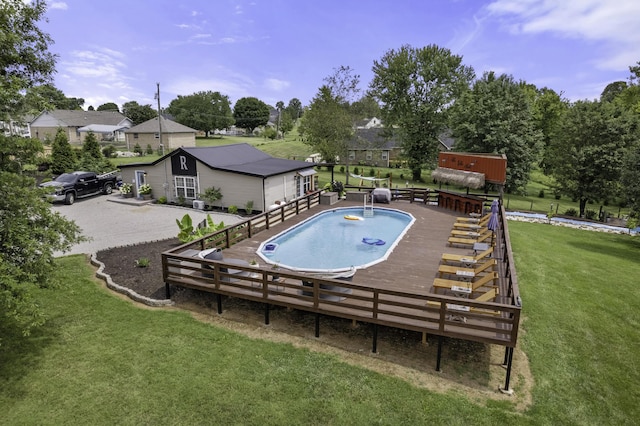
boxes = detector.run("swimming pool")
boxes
[257,207,415,273]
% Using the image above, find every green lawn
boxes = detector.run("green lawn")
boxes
[1,223,639,424]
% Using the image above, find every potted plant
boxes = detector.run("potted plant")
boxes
[120,182,133,198]
[139,183,152,199]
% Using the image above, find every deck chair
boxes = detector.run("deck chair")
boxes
[432,271,498,293]
[441,247,493,266]
[437,258,496,279]
[428,287,501,321]
[450,229,486,238]
[447,230,493,248]
[452,221,488,231]
[455,213,490,224]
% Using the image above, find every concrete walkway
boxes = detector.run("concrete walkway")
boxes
[53,195,243,256]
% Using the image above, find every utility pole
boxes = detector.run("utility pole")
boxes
[155,82,164,155]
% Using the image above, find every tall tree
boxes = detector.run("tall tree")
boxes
[351,94,381,120]
[299,85,353,163]
[275,100,285,136]
[369,44,475,181]
[530,86,568,174]
[51,127,75,174]
[450,72,543,192]
[1,0,86,337]
[547,100,634,217]
[601,81,628,103]
[166,91,234,134]
[97,102,119,112]
[621,141,640,216]
[233,97,270,134]
[285,98,303,121]
[23,84,84,112]
[0,0,56,120]
[122,100,157,125]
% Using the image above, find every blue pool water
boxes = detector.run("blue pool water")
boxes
[257,207,415,272]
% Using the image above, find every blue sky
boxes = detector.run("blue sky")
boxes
[43,0,640,110]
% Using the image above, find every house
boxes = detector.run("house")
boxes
[30,110,132,144]
[1,114,34,138]
[347,128,402,168]
[123,116,197,153]
[356,117,383,129]
[118,144,318,212]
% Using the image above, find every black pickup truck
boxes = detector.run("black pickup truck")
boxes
[40,170,120,205]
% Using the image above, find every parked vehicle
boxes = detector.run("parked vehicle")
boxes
[40,170,120,205]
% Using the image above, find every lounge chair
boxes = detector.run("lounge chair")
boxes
[452,221,488,231]
[455,213,490,224]
[432,271,498,293]
[450,229,486,238]
[428,287,501,320]
[437,258,496,279]
[441,247,493,266]
[447,230,493,248]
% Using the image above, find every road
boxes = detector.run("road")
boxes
[52,195,243,256]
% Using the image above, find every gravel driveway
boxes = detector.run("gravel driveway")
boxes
[52,195,242,256]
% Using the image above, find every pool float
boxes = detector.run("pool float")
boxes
[344,215,363,221]
[362,237,385,246]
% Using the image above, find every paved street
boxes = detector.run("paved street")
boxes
[52,195,242,256]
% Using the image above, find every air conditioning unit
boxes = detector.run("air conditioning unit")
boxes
[192,200,205,210]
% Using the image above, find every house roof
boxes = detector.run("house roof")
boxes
[32,109,129,127]
[120,144,316,178]
[348,128,400,150]
[78,124,128,133]
[124,116,197,134]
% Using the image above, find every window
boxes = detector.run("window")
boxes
[154,132,159,139]
[366,151,372,161]
[381,151,388,160]
[348,150,355,160]
[175,176,197,199]
[133,133,139,139]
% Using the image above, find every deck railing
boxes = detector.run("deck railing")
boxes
[161,190,520,348]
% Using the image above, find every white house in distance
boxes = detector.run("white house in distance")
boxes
[123,116,197,153]
[118,144,318,212]
[30,109,132,144]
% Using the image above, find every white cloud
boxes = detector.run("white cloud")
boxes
[49,2,68,10]
[264,78,290,91]
[486,0,640,70]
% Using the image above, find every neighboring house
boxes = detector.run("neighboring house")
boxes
[30,110,132,144]
[1,114,34,138]
[119,144,318,212]
[123,116,197,153]
[347,128,402,168]
[356,117,383,129]
[438,129,455,151]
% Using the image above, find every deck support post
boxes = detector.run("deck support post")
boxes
[372,324,378,353]
[436,335,444,372]
[314,313,320,338]
[216,294,222,314]
[264,304,270,325]
[165,282,171,299]
[499,346,515,395]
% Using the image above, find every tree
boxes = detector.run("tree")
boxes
[166,91,234,134]
[600,81,628,103]
[50,128,76,174]
[279,111,294,136]
[285,98,303,121]
[0,0,56,120]
[275,100,285,137]
[0,134,44,174]
[97,102,119,112]
[369,44,475,181]
[621,141,640,215]
[23,84,84,113]
[233,97,270,134]
[122,101,157,126]
[298,85,353,163]
[529,86,568,174]
[450,72,543,192]
[547,100,634,217]
[75,130,113,173]
[351,94,381,120]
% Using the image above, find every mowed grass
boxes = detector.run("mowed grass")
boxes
[1,223,639,424]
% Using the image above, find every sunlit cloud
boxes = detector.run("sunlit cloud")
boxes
[49,2,68,10]
[264,78,290,92]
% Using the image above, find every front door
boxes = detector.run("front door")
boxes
[135,170,146,196]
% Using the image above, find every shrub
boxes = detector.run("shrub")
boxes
[585,209,597,220]
[157,196,167,204]
[228,205,238,215]
[339,166,345,173]
[369,168,375,177]
[200,186,222,208]
[564,208,577,217]
[146,144,153,155]
[538,190,545,198]
[244,200,254,215]
[135,258,150,268]
[133,143,143,156]
[353,167,359,175]
[102,145,116,158]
